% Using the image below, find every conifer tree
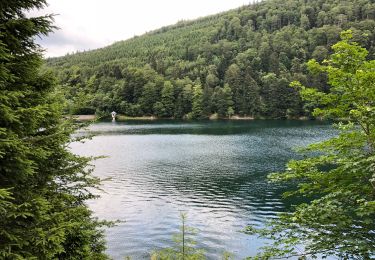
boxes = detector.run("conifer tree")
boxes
[0,1,108,258]
[191,84,204,119]
[151,213,205,260]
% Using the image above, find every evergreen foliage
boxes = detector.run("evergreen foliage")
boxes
[246,31,375,259]
[0,1,108,258]
[46,0,375,119]
[191,84,204,119]
[151,213,205,260]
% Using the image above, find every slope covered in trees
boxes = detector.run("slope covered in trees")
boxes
[46,0,375,119]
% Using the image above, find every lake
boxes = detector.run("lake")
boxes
[70,120,335,259]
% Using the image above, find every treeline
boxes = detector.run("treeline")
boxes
[46,0,375,119]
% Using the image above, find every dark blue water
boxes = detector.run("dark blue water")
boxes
[70,120,335,259]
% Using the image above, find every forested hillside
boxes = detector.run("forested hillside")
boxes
[46,0,375,119]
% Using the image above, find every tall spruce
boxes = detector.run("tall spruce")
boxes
[191,84,204,119]
[0,1,108,258]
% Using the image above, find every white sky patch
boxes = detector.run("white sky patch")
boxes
[30,0,251,57]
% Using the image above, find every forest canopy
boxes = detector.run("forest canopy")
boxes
[46,0,375,119]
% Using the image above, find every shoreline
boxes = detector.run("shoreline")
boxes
[69,114,313,121]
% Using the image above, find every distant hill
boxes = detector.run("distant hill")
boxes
[46,0,375,118]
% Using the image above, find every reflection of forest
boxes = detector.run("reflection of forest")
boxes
[73,120,336,259]
[88,119,330,135]
[80,121,335,220]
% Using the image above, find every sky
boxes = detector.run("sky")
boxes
[31,0,251,57]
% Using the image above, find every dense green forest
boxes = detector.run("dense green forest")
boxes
[46,0,375,119]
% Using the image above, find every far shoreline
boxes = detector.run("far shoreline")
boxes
[69,114,313,122]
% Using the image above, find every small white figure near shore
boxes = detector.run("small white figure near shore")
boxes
[111,111,117,121]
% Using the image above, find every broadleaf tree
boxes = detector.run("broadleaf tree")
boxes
[246,30,375,259]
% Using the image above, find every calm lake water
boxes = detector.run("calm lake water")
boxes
[71,120,336,259]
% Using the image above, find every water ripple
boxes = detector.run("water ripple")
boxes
[72,120,336,259]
